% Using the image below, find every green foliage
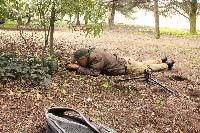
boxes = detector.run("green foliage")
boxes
[61,0,106,36]
[0,1,8,23]
[116,0,147,19]
[34,0,52,26]
[2,0,35,24]
[100,80,112,90]
[162,0,200,17]
[194,45,200,49]
[115,22,126,26]
[1,20,17,27]
[0,52,58,86]
[154,98,165,109]
[148,47,159,53]
[43,58,58,75]
[191,55,200,61]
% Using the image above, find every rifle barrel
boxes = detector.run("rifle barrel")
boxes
[149,78,178,95]
[115,76,146,83]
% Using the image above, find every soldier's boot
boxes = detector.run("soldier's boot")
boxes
[161,56,167,63]
[166,59,175,70]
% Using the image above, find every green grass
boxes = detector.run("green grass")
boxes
[194,45,200,49]
[100,80,112,90]
[154,98,165,109]
[148,47,159,53]
[191,55,200,61]
[160,27,200,36]
[2,20,17,27]
[115,24,200,36]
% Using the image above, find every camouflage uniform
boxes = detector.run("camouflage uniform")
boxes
[76,48,168,76]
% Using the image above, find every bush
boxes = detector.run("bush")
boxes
[0,51,58,86]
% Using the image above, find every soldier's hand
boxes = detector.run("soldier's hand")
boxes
[66,63,80,70]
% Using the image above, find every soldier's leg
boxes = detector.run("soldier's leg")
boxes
[136,63,168,74]
[141,59,162,65]
[124,58,145,75]
[124,58,168,75]
[147,63,168,71]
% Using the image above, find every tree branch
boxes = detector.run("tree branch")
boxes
[171,6,189,19]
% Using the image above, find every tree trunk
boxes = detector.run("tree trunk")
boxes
[17,17,23,25]
[189,0,197,34]
[108,0,116,29]
[153,0,160,39]
[76,13,81,26]
[25,8,32,25]
[49,2,56,56]
[189,14,197,34]
[26,15,31,25]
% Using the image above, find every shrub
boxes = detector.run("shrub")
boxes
[0,51,58,86]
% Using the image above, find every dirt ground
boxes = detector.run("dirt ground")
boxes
[0,26,200,133]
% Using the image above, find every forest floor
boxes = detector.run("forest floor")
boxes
[0,25,200,133]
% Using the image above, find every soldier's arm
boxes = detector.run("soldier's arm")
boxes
[76,67,100,77]
[76,56,104,76]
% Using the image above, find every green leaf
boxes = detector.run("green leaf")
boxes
[100,81,112,90]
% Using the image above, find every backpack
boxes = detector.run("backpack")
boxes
[46,107,116,133]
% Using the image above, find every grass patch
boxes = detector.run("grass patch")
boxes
[115,22,126,26]
[2,20,17,27]
[154,98,165,109]
[100,80,112,90]
[194,45,200,49]
[148,47,159,53]
[160,28,200,36]
[191,55,200,61]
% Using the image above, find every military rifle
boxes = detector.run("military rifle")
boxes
[115,67,178,96]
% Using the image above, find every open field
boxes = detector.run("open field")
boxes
[0,26,200,133]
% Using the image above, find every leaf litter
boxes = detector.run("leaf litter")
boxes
[0,27,200,133]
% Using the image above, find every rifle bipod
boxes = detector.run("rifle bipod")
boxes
[114,67,178,96]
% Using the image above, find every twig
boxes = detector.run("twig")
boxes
[18,26,28,46]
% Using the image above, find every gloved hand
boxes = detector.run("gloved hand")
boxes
[65,63,80,71]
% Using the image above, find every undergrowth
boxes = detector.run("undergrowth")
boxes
[0,51,58,86]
